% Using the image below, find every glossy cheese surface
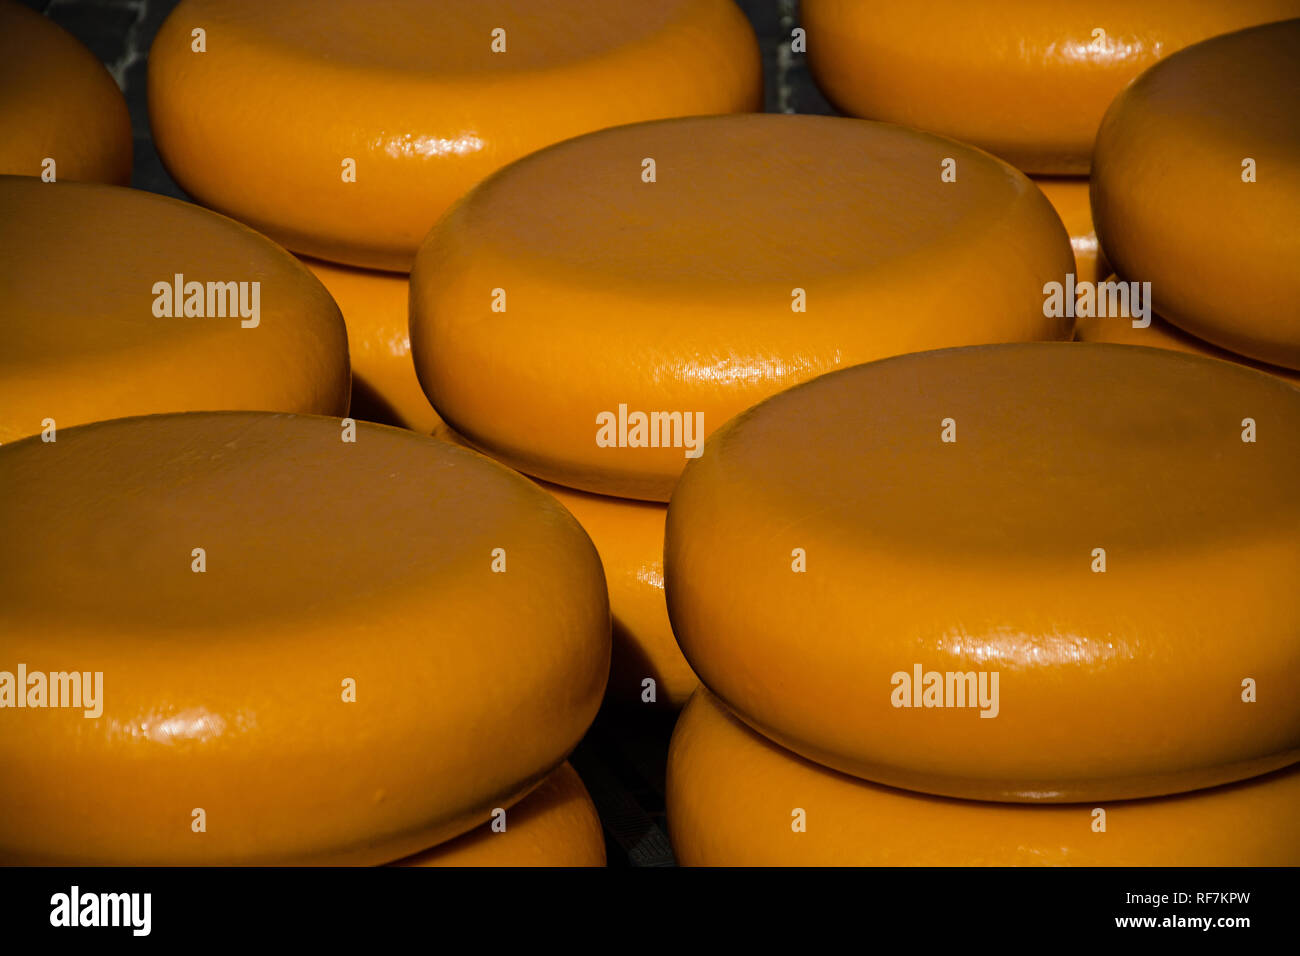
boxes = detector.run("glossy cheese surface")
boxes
[0,413,610,865]
[802,0,1300,174]
[300,257,439,433]
[665,343,1300,801]
[669,690,1300,866]
[412,114,1074,501]
[0,177,349,445]
[1034,178,1109,285]
[148,0,760,271]
[428,418,694,710]
[0,1,132,185]
[393,763,604,867]
[1075,283,1300,387]
[1093,20,1300,369]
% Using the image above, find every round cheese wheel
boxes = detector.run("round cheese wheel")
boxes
[393,763,604,867]
[1075,282,1300,387]
[148,0,760,272]
[299,257,439,433]
[0,412,610,865]
[669,690,1300,866]
[665,343,1300,802]
[1093,19,1300,369]
[0,1,132,185]
[802,0,1300,174]
[428,418,694,711]
[0,177,349,446]
[411,114,1074,502]
[1034,178,1109,285]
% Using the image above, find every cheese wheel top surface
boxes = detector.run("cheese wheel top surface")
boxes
[802,0,1300,174]
[148,0,760,271]
[665,343,1300,801]
[0,412,610,864]
[1093,19,1300,369]
[0,1,132,185]
[0,177,350,445]
[394,762,605,867]
[411,114,1074,501]
[669,690,1300,866]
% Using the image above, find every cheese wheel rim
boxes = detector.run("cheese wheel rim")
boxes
[668,690,1300,866]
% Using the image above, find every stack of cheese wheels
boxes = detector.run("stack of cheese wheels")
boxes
[147,0,761,428]
[409,112,1076,711]
[665,343,1300,864]
[0,412,610,865]
[1091,20,1300,375]
[0,0,132,185]
[0,176,349,444]
[800,1,1300,284]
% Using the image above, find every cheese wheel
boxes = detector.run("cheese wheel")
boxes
[541,483,693,711]
[665,343,1300,802]
[0,1,132,185]
[393,763,604,867]
[1075,282,1300,387]
[802,0,1300,174]
[0,177,349,445]
[1093,20,1300,369]
[148,0,760,272]
[299,257,439,433]
[0,412,610,865]
[428,418,694,710]
[669,690,1300,866]
[1034,178,1109,286]
[411,114,1074,502]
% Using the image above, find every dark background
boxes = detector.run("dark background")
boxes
[16,0,838,866]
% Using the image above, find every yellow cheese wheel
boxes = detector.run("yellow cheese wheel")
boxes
[1093,20,1300,369]
[0,1,132,185]
[393,762,604,867]
[412,114,1074,502]
[0,177,350,445]
[669,690,1300,866]
[427,418,694,711]
[299,257,439,433]
[1034,178,1109,285]
[1075,282,1300,388]
[148,0,760,272]
[0,412,610,865]
[802,0,1300,174]
[665,343,1300,802]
